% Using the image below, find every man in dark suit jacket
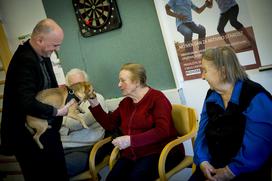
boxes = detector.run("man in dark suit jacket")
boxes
[1,18,70,181]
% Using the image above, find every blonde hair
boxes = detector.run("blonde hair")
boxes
[202,46,248,84]
[65,68,89,86]
[120,63,147,87]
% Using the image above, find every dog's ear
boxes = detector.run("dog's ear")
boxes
[83,82,90,92]
[85,83,96,99]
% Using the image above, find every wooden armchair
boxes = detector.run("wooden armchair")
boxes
[157,104,197,181]
[108,104,198,181]
[70,136,113,181]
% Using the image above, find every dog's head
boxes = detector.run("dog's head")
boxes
[69,82,96,102]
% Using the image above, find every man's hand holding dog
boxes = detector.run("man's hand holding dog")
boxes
[56,99,76,116]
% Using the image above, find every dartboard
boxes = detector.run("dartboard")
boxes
[72,0,122,37]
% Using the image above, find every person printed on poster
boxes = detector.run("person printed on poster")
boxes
[205,0,257,50]
[165,0,210,55]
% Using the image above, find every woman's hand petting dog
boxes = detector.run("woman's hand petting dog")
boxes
[88,97,99,108]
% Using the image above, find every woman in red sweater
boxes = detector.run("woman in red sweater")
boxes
[88,63,185,181]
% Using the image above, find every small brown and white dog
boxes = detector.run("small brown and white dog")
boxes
[26,82,96,149]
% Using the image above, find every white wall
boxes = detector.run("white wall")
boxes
[1,0,270,159]
[183,0,272,115]
[155,0,272,116]
[1,0,271,117]
[0,0,47,53]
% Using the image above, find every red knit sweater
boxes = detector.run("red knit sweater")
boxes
[90,88,182,160]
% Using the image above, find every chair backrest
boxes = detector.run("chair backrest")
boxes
[171,104,197,137]
[156,104,198,181]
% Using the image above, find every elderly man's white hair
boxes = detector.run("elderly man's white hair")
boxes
[65,68,89,86]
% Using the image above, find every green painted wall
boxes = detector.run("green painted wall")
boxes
[42,0,175,98]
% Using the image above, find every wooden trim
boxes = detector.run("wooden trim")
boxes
[259,64,272,72]
[0,22,12,72]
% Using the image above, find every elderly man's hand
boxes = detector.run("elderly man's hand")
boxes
[112,135,131,150]
[56,99,76,116]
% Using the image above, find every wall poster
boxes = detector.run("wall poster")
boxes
[154,0,260,81]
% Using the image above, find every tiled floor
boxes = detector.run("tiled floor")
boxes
[0,155,24,181]
[0,155,192,181]
[2,175,24,181]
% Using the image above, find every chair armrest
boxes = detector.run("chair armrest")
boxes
[109,146,120,170]
[192,163,196,173]
[89,136,113,179]
[158,124,197,181]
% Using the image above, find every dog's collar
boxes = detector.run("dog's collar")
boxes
[65,86,81,104]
